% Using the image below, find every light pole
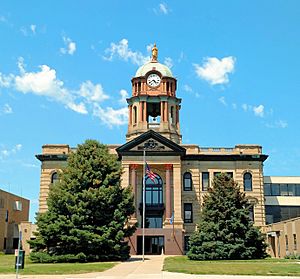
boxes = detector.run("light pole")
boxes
[142,140,157,262]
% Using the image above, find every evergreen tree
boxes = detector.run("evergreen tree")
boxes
[29,140,136,262]
[188,173,267,260]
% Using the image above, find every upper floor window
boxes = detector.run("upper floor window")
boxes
[183,172,192,191]
[264,183,300,196]
[202,172,209,191]
[145,173,163,205]
[14,201,22,211]
[184,203,193,223]
[51,172,59,184]
[244,172,252,191]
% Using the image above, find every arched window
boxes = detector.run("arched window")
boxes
[183,172,192,191]
[51,172,59,184]
[145,173,163,205]
[244,172,252,191]
[133,106,137,125]
[170,106,175,124]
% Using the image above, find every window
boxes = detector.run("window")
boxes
[51,172,59,184]
[133,106,137,125]
[244,172,252,191]
[183,172,192,191]
[202,172,209,191]
[145,174,163,205]
[184,236,190,252]
[293,234,297,250]
[285,235,289,251]
[264,183,300,196]
[14,201,22,211]
[248,205,254,222]
[0,198,4,208]
[265,205,300,224]
[264,183,271,195]
[144,214,163,228]
[184,203,193,223]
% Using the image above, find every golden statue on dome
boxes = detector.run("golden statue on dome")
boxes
[152,43,158,61]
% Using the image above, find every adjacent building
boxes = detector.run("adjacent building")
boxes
[0,189,29,253]
[35,46,300,256]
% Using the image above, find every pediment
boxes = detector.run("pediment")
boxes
[116,130,186,157]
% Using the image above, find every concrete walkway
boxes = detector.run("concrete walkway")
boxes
[0,256,300,279]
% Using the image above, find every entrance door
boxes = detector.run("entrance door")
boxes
[137,236,164,255]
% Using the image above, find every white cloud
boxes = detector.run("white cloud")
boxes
[1,58,130,128]
[194,56,236,85]
[183,84,192,92]
[30,24,36,34]
[2,104,13,114]
[0,144,22,159]
[93,104,128,128]
[218,96,227,106]
[154,3,170,15]
[242,103,251,112]
[119,89,129,105]
[164,57,173,68]
[78,80,109,103]
[159,3,169,14]
[266,120,288,129]
[253,105,264,117]
[14,60,87,114]
[0,72,13,87]
[232,103,237,110]
[104,39,150,66]
[60,36,76,55]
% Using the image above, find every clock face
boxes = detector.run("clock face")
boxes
[147,73,161,87]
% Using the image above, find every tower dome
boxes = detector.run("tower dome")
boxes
[135,61,173,78]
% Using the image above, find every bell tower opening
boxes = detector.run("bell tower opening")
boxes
[126,44,182,144]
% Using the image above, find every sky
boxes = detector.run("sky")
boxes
[0,1,300,222]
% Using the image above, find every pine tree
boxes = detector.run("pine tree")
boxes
[188,173,267,260]
[29,140,136,262]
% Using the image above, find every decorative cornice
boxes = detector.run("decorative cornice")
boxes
[35,154,68,162]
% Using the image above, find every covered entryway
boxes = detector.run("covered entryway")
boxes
[137,236,164,255]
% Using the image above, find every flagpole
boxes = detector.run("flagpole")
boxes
[142,149,146,262]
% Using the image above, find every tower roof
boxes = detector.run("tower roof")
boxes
[135,61,173,78]
[135,44,173,78]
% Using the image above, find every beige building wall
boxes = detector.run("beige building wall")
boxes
[36,140,267,255]
[0,189,29,253]
[19,222,37,255]
[266,217,300,258]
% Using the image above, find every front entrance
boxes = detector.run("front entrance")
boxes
[137,236,164,255]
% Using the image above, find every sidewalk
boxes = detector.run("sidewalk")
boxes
[0,256,299,279]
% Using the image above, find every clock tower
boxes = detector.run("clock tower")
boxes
[126,44,182,144]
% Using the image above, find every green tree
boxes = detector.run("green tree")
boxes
[29,140,136,262]
[188,173,267,260]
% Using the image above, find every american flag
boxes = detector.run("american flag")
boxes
[146,162,157,183]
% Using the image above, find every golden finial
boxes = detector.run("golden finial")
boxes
[152,43,158,61]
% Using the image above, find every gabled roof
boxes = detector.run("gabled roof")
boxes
[116,130,186,157]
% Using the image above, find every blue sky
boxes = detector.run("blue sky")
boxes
[0,1,299,222]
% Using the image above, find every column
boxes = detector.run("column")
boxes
[165,164,173,220]
[130,164,138,218]
[160,101,164,122]
[143,102,147,123]
[139,102,143,122]
[129,105,132,125]
[173,163,183,226]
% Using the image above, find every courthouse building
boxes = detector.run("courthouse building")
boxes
[36,46,300,256]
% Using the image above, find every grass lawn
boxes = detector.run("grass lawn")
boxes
[163,256,300,276]
[0,253,117,275]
